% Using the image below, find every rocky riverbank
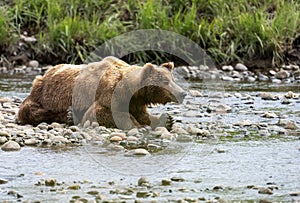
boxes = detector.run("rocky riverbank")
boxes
[0,87,299,153]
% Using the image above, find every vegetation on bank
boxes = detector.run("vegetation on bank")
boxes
[0,0,299,68]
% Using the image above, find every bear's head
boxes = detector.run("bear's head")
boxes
[139,62,187,105]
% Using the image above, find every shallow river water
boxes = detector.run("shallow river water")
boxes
[0,74,299,202]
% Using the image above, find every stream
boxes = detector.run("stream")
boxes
[0,73,299,202]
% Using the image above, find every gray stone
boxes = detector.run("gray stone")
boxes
[0,131,9,137]
[171,176,185,182]
[161,179,171,186]
[261,111,278,118]
[136,191,151,198]
[0,178,8,184]
[272,78,282,83]
[91,122,99,127]
[51,135,68,143]
[259,92,278,100]
[275,70,289,79]
[28,60,39,68]
[258,187,273,195]
[127,128,139,137]
[222,65,234,71]
[24,138,39,146]
[133,148,150,156]
[45,178,56,186]
[1,141,21,151]
[222,76,234,81]
[138,176,149,186]
[235,63,248,71]
[0,137,7,144]
[285,91,297,99]
[110,132,126,140]
[189,90,202,97]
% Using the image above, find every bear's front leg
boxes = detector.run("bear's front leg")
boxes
[149,113,174,131]
[82,102,142,129]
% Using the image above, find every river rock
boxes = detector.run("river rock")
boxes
[222,76,234,81]
[138,176,149,186]
[208,104,232,113]
[189,90,202,97]
[110,136,122,142]
[294,70,300,80]
[171,176,185,182]
[0,137,7,144]
[28,60,39,68]
[222,65,234,71]
[259,93,278,100]
[161,179,171,186]
[275,70,289,79]
[262,111,278,118]
[258,73,269,81]
[45,178,56,186]
[24,138,39,146]
[136,191,151,198]
[281,99,291,105]
[110,132,126,140]
[1,141,21,151]
[285,91,297,99]
[258,187,273,195]
[176,134,193,142]
[51,135,68,143]
[0,130,10,137]
[133,148,150,156]
[235,63,248,72]
[290,191,300,196]
[127,128,139,137]
[68,184,81,190]
[284,121,298,130]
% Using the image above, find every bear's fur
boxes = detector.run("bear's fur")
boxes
[17,57,186,130]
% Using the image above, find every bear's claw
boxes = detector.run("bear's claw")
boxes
[159,113,174,131]
[66,106,74,125]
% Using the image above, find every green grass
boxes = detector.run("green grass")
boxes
[0,0,299,67]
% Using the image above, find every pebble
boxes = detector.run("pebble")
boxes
[171,176,185,182]
[1,140,21,151]
[261,111,278,118]
[235,63,248,72]
[0,137,8,144]
[222,65,234,71]
[189,90,202,97]
[133,148,150,156]
[138,176,149,186]
[0,130,10,137]
[275,70,289,79]
[284,121,298,130]
[285,91,297,99]
[136,191,151,198]
[24,138,39,146]
[68,184,81,190]
[45,178,57,186]
[110,136,122,142]
[258,187,273,195]
[110,132,126,140]
[28,60,39,68]
[259,92,278,100]
[0,178,8,184]
[51,135,68,143]
[176,134,193,142]
[161,179,171,186]
[127,128,139,137]
[289,191,300,196]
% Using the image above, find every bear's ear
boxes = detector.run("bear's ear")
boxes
[142,63,156,77]
[161,62,174,71]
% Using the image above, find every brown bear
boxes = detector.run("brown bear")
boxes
[17,56,186,130]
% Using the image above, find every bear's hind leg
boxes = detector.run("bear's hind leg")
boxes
[18,97,67,126]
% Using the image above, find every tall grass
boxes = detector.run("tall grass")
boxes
[0,0,299,67]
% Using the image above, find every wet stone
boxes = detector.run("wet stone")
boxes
[133,148,150,156]
[110,132,126,140]
[136,191,151,198]
[127,128,139,137]
[87,190,99,195]
[110,136,122,142]
[0,137,7,144]
[68,184,81,190]
[171,176,185,182]
[45,178,56,186]
[262,111,278,118]
[24,138,39,146]
[138,176,149,186]
[0,130,10,137]
[0,178,8,184]
[258,187,273,195]
[259,93,278,100]
[235,63,248,72]
[284,121,298,130]
[161,179,171,186]
[222,65,234,71]
[1,140,21,151]
[290,191,300,196]
[275,70,289,79]
[176,134,193,142]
